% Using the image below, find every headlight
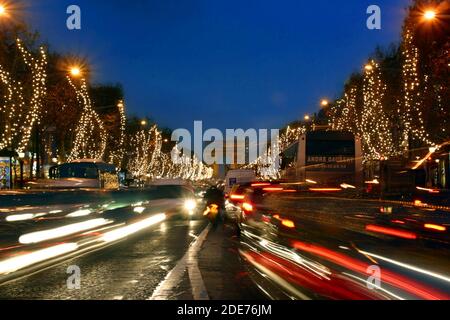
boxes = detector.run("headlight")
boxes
[184,199,197,212]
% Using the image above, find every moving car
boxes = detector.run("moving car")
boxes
[148,179,199,219]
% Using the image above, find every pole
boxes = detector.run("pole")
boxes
[36,126,40,178]
[19,159,24,189]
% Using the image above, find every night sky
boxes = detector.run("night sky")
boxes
[25,0,411,132]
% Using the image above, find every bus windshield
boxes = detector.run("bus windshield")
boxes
[50,162,117,180]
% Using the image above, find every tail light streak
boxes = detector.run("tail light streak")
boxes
[292,240,450,299]
[241,230,331,279]
[365,225,417,240]
[424,224,446,232]
[416,187,440,194]
[242,202,254,212]
[263,187,284,192]
[251,183,271,187]
[309,188,342,192]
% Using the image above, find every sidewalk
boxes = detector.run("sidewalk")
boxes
[196,222,265,300]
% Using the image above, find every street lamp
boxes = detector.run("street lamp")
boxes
[140,120,147,126]
[304,115,311,121]
[70,66,82,77]
[320,99,329,107]
[424,10,437,21]
[0,5,6,16]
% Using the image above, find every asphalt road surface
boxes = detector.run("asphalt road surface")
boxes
[1,188,449,300]
[0,217,263,300]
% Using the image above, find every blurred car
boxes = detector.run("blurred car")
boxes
[233,185,450,300]
[370,205,450,245]
[147,179,200,219]
[226,182,297,237]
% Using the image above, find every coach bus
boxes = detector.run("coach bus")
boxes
[30,159,119,189]
[281,131,363,188]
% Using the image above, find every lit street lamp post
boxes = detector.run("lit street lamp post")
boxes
[70,66,82,78]
[423,10,436,21]
[0,4,6,16]
[304,114,313,131]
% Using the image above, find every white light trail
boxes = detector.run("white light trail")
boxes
[6,214,36,222]
[19,219,111,244]
[0,243,78,275]
[66,209,92,218]
[358,250,450,283]
[101,214,166,243]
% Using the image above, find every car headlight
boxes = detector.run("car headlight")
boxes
[184,199,197,212]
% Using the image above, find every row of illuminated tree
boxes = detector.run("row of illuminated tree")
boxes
[327,0,449,161]
[0,23,213,181]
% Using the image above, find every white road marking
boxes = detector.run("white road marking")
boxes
[149,224,211,300]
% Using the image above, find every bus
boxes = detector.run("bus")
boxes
[281,131,363,188]
[33,159,120,189]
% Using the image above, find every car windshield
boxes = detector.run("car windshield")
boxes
[147,185,194,199]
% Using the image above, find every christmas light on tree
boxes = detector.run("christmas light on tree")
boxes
[0,39,47,152]
[362,60,395,160]
[67,77,107,161]
[401,28,435,148]
[109,100,127,167]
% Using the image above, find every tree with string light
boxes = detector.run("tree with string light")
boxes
[66,69,107,162]
[0,36,47,154]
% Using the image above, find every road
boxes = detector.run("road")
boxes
[237,191,450,300]
[0,188,449,300]
[0,219,261,300]
[0,189,263,300]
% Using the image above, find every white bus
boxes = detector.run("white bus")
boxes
[33,159,119,189]
[281,131,363,188]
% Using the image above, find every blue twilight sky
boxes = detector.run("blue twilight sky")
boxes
[23,0,412,131]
